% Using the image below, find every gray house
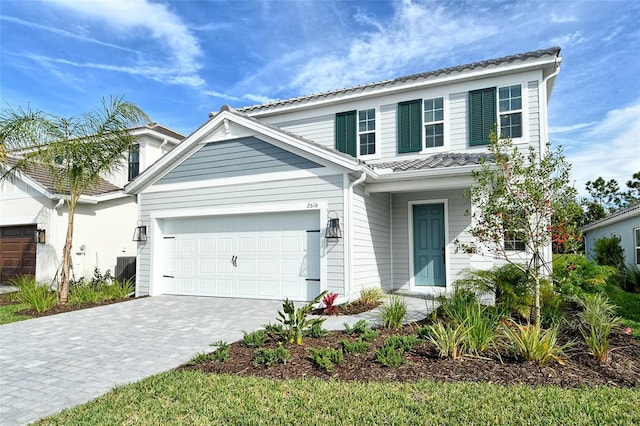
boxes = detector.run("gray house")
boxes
[583,203,640,267]
[125,47,562,303]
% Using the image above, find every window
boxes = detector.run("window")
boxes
[469,87,496,146]
[128,143,140,181]
[504,232,526,251]
[358,109,376,156]
[635,228,640,265]
[424,97,444,148]
[336,109,376,157]
[499,85,522,138]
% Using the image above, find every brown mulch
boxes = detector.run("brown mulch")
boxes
[181,322,640,389]
[0,293,138,317]
[311,300,382,316]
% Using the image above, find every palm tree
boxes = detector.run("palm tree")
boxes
[0,96,149,304]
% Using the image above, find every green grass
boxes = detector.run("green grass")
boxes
[604,283,640,338]
[0,301,31,324]
[35,372,640,425]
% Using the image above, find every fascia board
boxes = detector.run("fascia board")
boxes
[581,206,640,232]
[248,57,559,118]
[130,127,182,144]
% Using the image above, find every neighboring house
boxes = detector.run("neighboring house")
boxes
[0,124,183,284]
[126,47,562,302]
[582,203,640,267]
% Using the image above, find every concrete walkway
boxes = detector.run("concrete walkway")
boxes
[0,294,427,425]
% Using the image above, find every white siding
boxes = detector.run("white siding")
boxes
[137,174,345,296]
[391,189,471,291]
[351,185,391,295]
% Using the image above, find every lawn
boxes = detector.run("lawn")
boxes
[0,300,31,324]
[605,283,640,338]
[36,372,640,425]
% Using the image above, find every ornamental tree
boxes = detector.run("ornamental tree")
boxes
[458,132,573,326]
[0,96,149,304]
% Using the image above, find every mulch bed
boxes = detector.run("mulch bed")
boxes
[181,322,640,389]
[311,300,382,316]
[0,293,138,318]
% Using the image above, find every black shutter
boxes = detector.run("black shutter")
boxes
[335,111,357,157]
[469,88,496,146]
[397,100,422,153]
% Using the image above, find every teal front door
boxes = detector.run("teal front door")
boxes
[413,203,446,287]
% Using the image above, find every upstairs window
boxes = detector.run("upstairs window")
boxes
[424,97,444,148]
[128,143,140,181]
[504,232,526,251]
[499,85,522,138]
[358,109,376,156]
[335,109,376,157]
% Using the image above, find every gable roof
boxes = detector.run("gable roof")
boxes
[125,105,363,194]
[582,203,640,232]
[237,47,561,115]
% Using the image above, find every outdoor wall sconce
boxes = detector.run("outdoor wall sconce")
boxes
[325,211,342,239]
[34,229,46,244]
[132,224,147,242]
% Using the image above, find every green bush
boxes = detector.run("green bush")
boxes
[304,321,329,338]
[593,236,625,269]
[186,352,217,365]
[380,295,407,329]
[423,321,470,359]
[69,284,104,305]
[11,275,57,312]
[209,341,230,362]
[374,346,406,368]
[308,348,344,372]
[241,330,265,348]
[577,294,621,362]
[383,334,419,352]
[622,263,640,293]
[460,301,500,355]
[553,254,617,296]
[501,322,572,366]
[100,280,134,300]
[343,319,371,335]
[253,345,290,367]
[338,338,370,354]
[276,292,326,345]
[359,287,386,306]
[262,322,285,338]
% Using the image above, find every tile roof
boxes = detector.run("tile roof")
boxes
[5,158,121,196]
[369,153,494,171]
[238,47,561,114]
[582,202,640,231]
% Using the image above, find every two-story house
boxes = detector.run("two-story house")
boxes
[0,124,184,284]
[126,47,561,302]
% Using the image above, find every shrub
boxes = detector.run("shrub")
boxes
[305,321,330,338]
[384,334,419,352]
[424,321,470,359]
[380,296,407,329]
[361,328,380,341]
[209,341,230,362]
[308,348,344,372]
[622,264,640,293]
[241,330,265,348]
[338,338,370,354]
[253,345,290,367]
[359,287,386,306]
[322,292,339,315]
[100,279,134,300]
[594,236,625,269]
[436,288,477,324]
[186,352,217,365]
[577,294,622,362]
[501,322,572,366]
[374,346,406,368]
[69,284,104,305]
[553,254,617,296]
[343,319,370,335]
[262,322,285,338]
[460,301,500,355]
[11,276,57,312]
[276,292,326,345]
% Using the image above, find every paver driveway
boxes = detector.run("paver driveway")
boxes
[0,296,285,425]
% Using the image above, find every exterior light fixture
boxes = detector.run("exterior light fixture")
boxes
[132,223,147,242]
[34,229,46,244]
[325,211,342,239]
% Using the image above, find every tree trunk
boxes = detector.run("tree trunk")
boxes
[532,252,541,327]
[58,200,76,305]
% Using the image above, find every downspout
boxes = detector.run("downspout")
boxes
[346,171,367,299]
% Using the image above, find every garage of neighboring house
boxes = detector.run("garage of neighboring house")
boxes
[0,225,36,283]
[159,210,321,300]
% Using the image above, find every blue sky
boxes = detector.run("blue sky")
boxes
[1,0,638,195]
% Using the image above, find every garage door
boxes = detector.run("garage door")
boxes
[0,225,37,283]
[160,211,321,301]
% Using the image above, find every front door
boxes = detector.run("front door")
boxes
[413,203,446,287]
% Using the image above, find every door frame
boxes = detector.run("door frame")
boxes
[408,199,449,294]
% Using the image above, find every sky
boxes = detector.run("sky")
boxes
[1,0,638,196]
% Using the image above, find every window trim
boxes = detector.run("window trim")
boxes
[357,107,380,160]
[634,227,640,266]
[128,143,140,181]
[421,96,447,153]
[504,231,526,252]
[498,84,523,140]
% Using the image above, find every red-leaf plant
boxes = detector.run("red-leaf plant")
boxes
[322,292,339,315]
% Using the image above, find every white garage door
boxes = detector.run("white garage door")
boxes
[160,211,321,301]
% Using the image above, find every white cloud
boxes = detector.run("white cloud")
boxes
[550,31,584,48]
[549,121,597,133]
[289,0,498,94]
[243,94,274,104]
[48,0,203,86]
[203,90,241,102]
[561,102,640,195]
[550,13,577,24]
